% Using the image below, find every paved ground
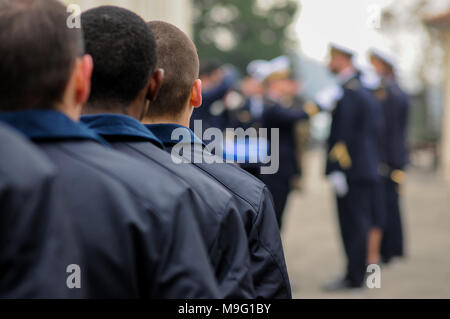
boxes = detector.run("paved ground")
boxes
[281,150,450,299]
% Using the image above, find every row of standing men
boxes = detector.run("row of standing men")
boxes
[193,44,409,290]
[0,2,291,298]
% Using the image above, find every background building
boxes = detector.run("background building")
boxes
[426,10,450,180]
[64,0,192,35]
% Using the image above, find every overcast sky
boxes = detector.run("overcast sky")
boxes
[294,0,450,91]
[295,0,394,65]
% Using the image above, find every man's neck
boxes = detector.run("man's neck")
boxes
[142,116,188,128]
[142,103,192,128]
[337,66,356,85]
[83,102,140,120]
[55,102,81,122]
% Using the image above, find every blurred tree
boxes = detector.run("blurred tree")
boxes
[193,0,299,73]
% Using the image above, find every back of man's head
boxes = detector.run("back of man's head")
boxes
[147,21,199,119]
[0,0,84,111]
[81,6,157,109]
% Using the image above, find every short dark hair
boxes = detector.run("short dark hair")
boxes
[81,6,157,108]
[147,21,199,118]
[0,0,84,111]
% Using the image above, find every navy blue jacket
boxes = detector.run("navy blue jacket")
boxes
[262,98,310,182]
[0,111,219,299]
[191,71,237,131]
[0,123,81,298]
[325,77,380,183]
[375,79,409,174]
[82,114,254,299]
[147,123,292,299]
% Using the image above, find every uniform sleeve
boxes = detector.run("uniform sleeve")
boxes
[265,105,310,127]
[326,92,357,174]
[211,199,255,299]
[249,186,292,299]
[202,71,238,107]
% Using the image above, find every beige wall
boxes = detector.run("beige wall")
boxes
[63,0,192,35]
[442,32,450,181]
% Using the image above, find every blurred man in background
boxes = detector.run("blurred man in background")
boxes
[370,48,410,264]
[223,63,267,179]
[354,66,387,267]
[258,56,318,228]
[190,60,238,133]
[319,44,381,291]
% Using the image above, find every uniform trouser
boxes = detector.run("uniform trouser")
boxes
[369,178,387,229]
[336,182,372,287]
[272,182,290,229]
[263,176,291,229]
[381,178,404,263]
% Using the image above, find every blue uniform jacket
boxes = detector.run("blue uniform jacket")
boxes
[325,77,381,184]
[146,123,292,299]
[261,98,310,181]
[0,111,219,299]
[190,71,237,131]
[376,79,409,174]
[82,114,254,299]
[0,123,81,298]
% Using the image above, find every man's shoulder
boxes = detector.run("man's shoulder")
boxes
[0,124,56,190]
[42,140,193,209]
[120,141,237,211]
[174,143,267,211]
[192,154,267,212]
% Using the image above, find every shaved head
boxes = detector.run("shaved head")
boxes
[147,21,199,118]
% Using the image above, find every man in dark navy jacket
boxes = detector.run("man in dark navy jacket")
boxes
[140,21,292,299]
[0,0,219,298]
[80,8,253,298]
[255,57,319,228]
[0,124,81,298]
[318,44,381,291]
[355,69,387,267]
[190,61,238,133]
[370,49,409,264]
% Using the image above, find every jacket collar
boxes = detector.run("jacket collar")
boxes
[145,123,205,147]
[0,110,107,145]
[81,114,165,150]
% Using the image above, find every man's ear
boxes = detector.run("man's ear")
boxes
[147,68,164,102]
[190,79,202,108]
[76,54,94,105]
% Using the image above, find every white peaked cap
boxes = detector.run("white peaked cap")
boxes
[269,55,291,74]
[247,60,272,83]
[329,42,356,57]
[247,56,291,83]
[369,47,397,68]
